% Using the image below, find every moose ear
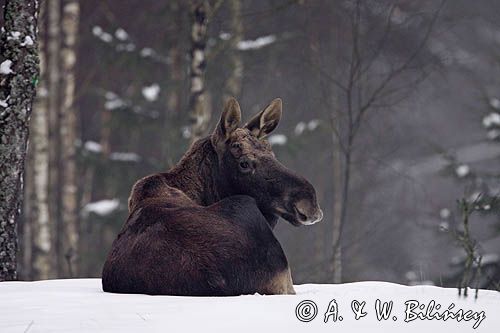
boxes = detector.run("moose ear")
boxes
[244,98,282,139]
[211,97,241,148]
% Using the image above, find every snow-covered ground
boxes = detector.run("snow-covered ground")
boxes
[0,279,498,332]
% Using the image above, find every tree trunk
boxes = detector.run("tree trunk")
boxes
[26,0,53,280]
[331,129,343,283]
[223,0,244,100]
[162,1,185,167]
[60,0,80,277]
[188,0,211,142]
[47,0,63,276]
[0,0,41,281]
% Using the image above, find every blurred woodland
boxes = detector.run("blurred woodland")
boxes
[0,0,499,290]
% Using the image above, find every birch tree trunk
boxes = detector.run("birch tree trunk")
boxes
[26,0,53,280]
[223,0,244,100]
[60,0,80,277]
[0,0,41,281]
[188,0,211,142]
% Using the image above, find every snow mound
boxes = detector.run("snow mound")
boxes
[0,279,498,332]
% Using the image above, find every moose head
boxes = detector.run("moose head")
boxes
[211,97,323,227]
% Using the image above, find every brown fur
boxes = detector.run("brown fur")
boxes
[261,269,296,295]
[102,98,322,296]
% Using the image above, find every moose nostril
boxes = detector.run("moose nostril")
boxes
[294,199,323,224]
[295,207,308,221]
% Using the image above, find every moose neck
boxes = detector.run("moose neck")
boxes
[166,137,231,206]
[166,136,280,228]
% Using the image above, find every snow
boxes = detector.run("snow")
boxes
[92,25,113,43]
[439,221,449,232]
[295,119,320,135]
[404,270,418,282]
[455,164,470,178]
[142,83,160,102]
[140,47,154,57]
[0,97,9,108]
[83,140,102,153]
[219,32,231,40]
[7,31,21,41]
[268,134,288,146]
[104,95,126,110]
[82,199,120,217]
[408,142,500,177]
[0,279,499,332]
[181,126,192,139]
[307,119,320,131]
[439,208,450,219]
[0,59,13,74]
[489,98,500,110]
[137,47,170,64]
[92,26,103,35]
[20,36,34,47]
[115,28,129,41]
[110,152,141,162]
[482,112,500,128]
[237,35,276,51]
[487,129,500,140]
[478,253,499,266]
[104,91,117,100]
[295,122,306,135]
[116,43,136,52]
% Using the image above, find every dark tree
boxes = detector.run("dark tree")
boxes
[0,0,41,281]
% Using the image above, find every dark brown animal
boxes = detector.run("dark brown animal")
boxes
[102,98,323,296]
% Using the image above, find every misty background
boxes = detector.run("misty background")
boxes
[3,0,499,288]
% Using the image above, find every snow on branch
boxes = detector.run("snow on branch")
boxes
[91,25,170,65]
[82,199,120,217]
[237,35,276,51]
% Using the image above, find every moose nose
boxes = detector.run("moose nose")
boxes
[294,199,323,225]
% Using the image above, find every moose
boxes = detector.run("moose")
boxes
[102,97,323,296]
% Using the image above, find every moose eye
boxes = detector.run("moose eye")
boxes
[239,161,250,170]
[238,160,253,174]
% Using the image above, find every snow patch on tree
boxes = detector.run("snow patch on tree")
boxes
[20,36,34,47]
[0,60,14,74]
[6,31,21,41]
[0,96,9,108]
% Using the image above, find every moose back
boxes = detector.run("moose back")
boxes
[101,98,323,296]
